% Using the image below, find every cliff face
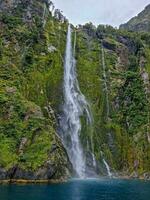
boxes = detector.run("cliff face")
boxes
[120,4,150,32]
[76,24,150,178]
[0,0,71,181]
[0,0,150,181]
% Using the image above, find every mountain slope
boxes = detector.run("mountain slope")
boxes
[120,4,150,32]
[76,24,150,178]
[0,0,150,181]
[0,0,71,182]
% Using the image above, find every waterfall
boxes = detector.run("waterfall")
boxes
[60,24,93,178]
[90,136,96,168]
[92,153,97,167]
[101,45,113,178]
[103,159,112,178]
[42,3,47,28]
[101,45,110,119]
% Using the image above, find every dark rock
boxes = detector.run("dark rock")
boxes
[85,151,98,177]
[0,0,21,12]
[11,167,36,180]
[0,168,8,180]
[116,44,129,69]
[143,172,150,180]
[54,9,67,23]
[8,165,55,180]
[35,164,55,180]
[50,143,58,153]
[102,39,116,51]
[117,35,139,54]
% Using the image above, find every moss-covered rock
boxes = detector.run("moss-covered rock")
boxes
[0,0,149,180]
[75,23,150,177]
[0,0,71,181]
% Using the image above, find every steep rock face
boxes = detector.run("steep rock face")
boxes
[0,0,150,181]
[0,0,71,181]
[120,4,150,32]
[75,24,150,178]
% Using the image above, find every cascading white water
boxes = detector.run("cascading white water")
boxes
[101,45,112,177]
[61,24,93,178]
[103,159,112,178]
[92,153,97,167]
[101,45,110,119]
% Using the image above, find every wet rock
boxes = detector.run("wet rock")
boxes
[11,167,36,180]
[35,164,55,180]
[141,71,149,84]
[23,6,32,23]
[83,151,98,177]
[5,86,17,94]
[0,0,21,12]
[140,67,150,94]
[139,56,146,68]
[116,45,129,70]
[24,105,43,121]
[117,36,139,54]
[48,45,57,53]
[130,171,139,178]
[133,160,139,169]
[50,143,58,153]
[143,172,150,180]
[0,168,8,180]
[18,137,28,154]
[9,165,55,180]
[2,105,14,120]
[102,39,116,51]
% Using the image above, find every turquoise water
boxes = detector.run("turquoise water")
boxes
[0,179,150,200]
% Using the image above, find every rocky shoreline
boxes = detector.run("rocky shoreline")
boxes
[0,174,150,185]
[0,178,67,185]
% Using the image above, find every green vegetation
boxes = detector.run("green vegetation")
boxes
[0,0,149,179]
[76,23,150,176]
[0,0,69,179]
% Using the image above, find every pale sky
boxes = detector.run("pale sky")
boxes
[52,0,150,27]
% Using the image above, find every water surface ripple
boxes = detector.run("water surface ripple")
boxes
[0,179,150,200]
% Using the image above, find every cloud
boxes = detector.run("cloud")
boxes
[52,0,150,27]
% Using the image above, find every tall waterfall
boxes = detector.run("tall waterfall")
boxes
[101,45,112,177]
[101,45,110,119]
[60,24,92,178]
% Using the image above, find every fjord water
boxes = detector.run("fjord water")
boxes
[60,24,93,178]
[0,179,150,200]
